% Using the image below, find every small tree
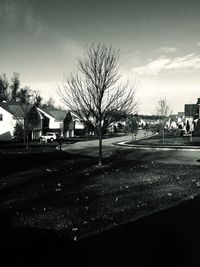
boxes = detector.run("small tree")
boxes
[143,122,149,135]
[13,104,32,148]
[186,120,190,134]
[156,99,171,144]
[59,43,138,165]
[127,115,138,141]
[13,123,24,142]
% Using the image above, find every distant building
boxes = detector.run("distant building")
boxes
[164,112,186,131]
[165,114,178,129]
[177,112,185,129]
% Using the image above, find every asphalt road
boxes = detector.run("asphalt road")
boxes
[61,131,200,165]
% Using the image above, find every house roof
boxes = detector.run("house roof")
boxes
[184,104,198,117]
[37,107,67,121]
[0,101,31,118]
[178,112,184,117]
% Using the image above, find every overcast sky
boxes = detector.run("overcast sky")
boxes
[1,0,200,114]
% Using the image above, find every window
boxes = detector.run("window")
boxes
[0,114,2,121]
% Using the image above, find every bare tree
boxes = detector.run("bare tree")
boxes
[0,73,9,101]
[10,72,20,102]
[0,73,33,104]
[17,86,32,103]
[127,114,138,141]
[42,96,55,108]
[156,98,171,144]
[32,91,43,107]
[13,103,32,148]
[58,43,138,165]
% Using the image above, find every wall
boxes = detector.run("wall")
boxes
[0,107,16,140]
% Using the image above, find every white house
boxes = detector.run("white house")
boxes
[0,101,30,141]
[165,114,179,130]
[28,106,73,139]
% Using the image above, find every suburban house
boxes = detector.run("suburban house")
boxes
[138,118,147,128]
[165,115,176,130]
[0,101,31,141]
[27,106,77,140]
[177,112,185,129]
[165,114,185,130]
[169,115,179,129]
[137,117,160,129]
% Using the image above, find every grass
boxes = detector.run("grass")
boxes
[129,135,200,146]
[1,144,200,266]
[1,149,200,241]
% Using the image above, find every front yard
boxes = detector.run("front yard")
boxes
[1,149,200,241]
[130,135,200,146]
[1,147,200,266]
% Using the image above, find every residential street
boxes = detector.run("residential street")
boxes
[61,131,200,166]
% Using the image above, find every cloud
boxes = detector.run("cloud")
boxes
[156,46,178,53]
[132,53,200,75]
[63,40,84,57]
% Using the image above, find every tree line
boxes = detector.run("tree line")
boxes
[0,72,55,109]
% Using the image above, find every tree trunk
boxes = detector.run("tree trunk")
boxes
[162,121,165,145]
[98,121,102,166]
[85,126,90,140]
[26,132,29,150]
[23,132,26,144]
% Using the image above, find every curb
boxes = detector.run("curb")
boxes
[114,141,200,152]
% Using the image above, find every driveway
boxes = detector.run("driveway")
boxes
[61,131,200,165]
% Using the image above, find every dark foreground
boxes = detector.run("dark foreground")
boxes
[1,146,200,266]
[1,196,200,267]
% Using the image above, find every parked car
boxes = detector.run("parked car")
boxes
[40,132,58,142]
